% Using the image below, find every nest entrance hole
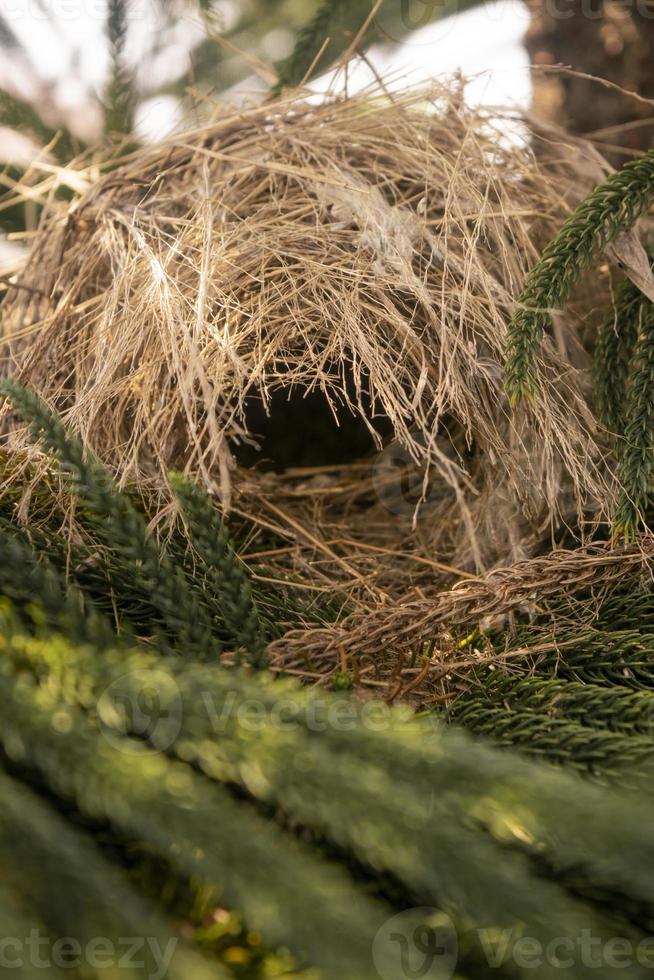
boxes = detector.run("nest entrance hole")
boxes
[234,380,395,473]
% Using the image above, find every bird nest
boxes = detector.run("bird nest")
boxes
[0,81,615,673]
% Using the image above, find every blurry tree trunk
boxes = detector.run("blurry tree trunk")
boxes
[526,0,654,160]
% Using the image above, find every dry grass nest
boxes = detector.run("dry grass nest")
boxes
[0,79,627,698]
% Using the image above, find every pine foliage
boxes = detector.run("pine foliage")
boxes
[612,297,654,538]
[105,0,135,135]
[593,277,644,437]
[273,0,480,91]
[7,38,654,975]
[591,257,654,538]
[0,768,222,980]
[0,880,64,980]
[6,622,654,977]
[5,220,654,973]
[504,149,654,403]
[0,90,75,163]
[170,473,267,667]
[0,379,218,656]
[0,634,398,979]
[274,0,352,91]
[0,381,342,650]
[447,579,654,785]
[448,699,654,784]
[0,525,114,645]
[502,148,654,537]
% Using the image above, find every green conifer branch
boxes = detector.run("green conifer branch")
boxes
[0,768,222,980]
[452,670,654,738]
[5,625,652,971]
[0,526,115,646]
[0,90,76,163]
[169,473,267,667]
[0,379,218,656]
[0,654,395,980]
[514,627,654,692]
[593,277,644,436]
[611,299,654,539]
[104,0,135,135]
[273,0,352,92]
[447,700,654,786]
[0,880,63,980]
[504,150,654,403]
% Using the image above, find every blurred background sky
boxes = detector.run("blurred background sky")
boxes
[0,0,531,146]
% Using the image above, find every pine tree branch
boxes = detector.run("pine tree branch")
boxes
[0,651,394,980]
[274,0,358,92]
[5,624,653,970]
[0,525,115,646]
[612,299,654,539]
[0,379,218,656]
[105,0,135,136]
[454,670,654,738]
[0,768,220,980]
[0,90,76,164]
[504,150,654,403]
[169,473,267,667]
[0,880,63,980]
[593,277,644,436]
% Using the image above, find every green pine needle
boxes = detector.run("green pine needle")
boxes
[612,299,654,539]
[105,0,135,135]
[0,768,219,980]
[274,0,354,92]
[169,472,267,667]
[0,379,217,656]
[593,277,644,437]
[504,149,654,404]
[0,526,114,646]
